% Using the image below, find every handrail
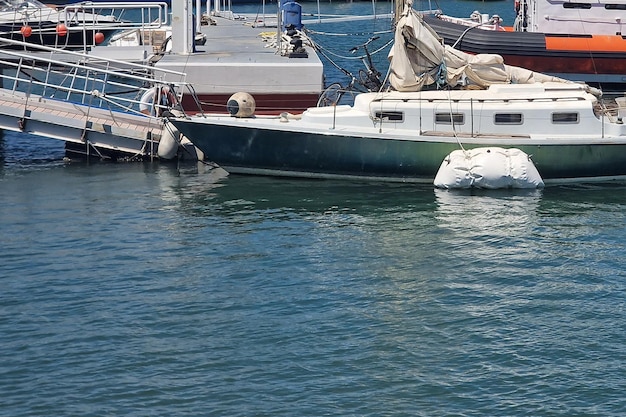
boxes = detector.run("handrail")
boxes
[0,37,183,79]
[0,37,196,118]
[61,2,170,31]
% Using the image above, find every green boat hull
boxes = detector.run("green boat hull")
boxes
[172,121,626,183]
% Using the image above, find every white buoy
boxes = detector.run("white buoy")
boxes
[434,147,544,189]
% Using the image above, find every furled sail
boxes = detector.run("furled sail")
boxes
[387,0,573,91]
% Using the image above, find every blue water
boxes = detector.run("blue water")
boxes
[2,2,626,416]
[2,156,626,416]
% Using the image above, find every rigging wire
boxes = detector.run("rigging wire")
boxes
[306,29,394,62]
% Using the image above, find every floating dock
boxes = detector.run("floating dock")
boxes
[152,10,325,114]
[0,1,324,160]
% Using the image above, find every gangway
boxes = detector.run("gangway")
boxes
[0,36,199,161]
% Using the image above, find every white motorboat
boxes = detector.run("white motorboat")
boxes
[0,0,120,49]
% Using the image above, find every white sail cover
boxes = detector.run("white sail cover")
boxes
[388,0,572,91]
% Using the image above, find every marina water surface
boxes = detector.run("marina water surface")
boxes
[2,136,626,415]
[2,2,626,416]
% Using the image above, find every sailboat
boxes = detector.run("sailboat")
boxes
[166,0,626,187]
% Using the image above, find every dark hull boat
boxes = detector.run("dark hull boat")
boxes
[420,0,626,87]
[422,14,626,86]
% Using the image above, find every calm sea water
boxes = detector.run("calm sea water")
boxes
[2,2,626,416]
[2,137,626,416]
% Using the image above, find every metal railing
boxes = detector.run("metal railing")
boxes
[0,2,170,52]
[0,36,196,118]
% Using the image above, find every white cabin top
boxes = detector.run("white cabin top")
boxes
[353,82,596,107]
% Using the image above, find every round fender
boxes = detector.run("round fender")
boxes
[227,92,256,118]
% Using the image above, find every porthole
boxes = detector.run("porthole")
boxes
[552,112,579,123]
[435,112,465,125]
[494,113,523,124]
[374,111,404,122]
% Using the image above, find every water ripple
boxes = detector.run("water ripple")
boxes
[2,167,626,416]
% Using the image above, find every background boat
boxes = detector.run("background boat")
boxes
[0,0,125,48]
[422,0,626,88]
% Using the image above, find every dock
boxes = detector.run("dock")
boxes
[0,1,324,160]
[153,7,324,114]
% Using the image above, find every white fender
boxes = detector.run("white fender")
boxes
[158,121,180,159]
[434,147,544,189]
[158,121,204,161]
[180,137,204,161]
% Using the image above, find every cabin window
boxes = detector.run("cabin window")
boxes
[374,111,404,122]
[605,3,626,9]
[494,113,523,124]
[552,112,579,123]
[435,112,465,125]
[563,2,591,8]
